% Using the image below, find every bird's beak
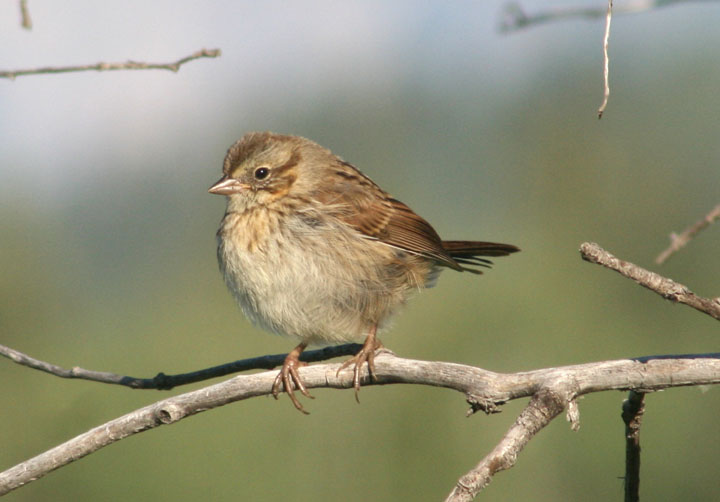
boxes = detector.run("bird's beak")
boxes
[208,176,248,195]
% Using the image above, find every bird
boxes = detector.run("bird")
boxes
[209,132,519,413]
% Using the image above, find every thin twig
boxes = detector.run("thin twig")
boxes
[500,2,610,31]
[0,343,362,389]
[656,203,720,264]
[597,0,613,118]
[19,0,32,30]
[500,0,716,32]
[0,48,221,80]
[622,391,645,502]
[580,242,720,321]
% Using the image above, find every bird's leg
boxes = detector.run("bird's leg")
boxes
[272,342,314,414]
[337,324,383,402]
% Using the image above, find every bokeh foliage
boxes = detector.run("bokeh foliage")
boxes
[2,2,719,500]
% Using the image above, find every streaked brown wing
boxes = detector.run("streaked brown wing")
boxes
[381,197,462,269]
[315,162,462,270]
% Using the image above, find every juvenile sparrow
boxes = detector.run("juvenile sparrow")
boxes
[209,132,519,413]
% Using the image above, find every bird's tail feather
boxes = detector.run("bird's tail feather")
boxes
[441,241,520,274]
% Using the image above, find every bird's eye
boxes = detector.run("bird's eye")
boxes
[254,167,270,180]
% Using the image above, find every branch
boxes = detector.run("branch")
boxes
[0,342,362,389]
[2,350,720,496]
[0,49,221,80]
[500,0,715,32]
[19,0,32,30]
[622,391,645,502]
[445,388,567,501]
[655,203,720,264]
[580,242,720,321]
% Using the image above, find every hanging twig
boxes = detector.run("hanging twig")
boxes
[19,0,32,29]
[597,0,613,118]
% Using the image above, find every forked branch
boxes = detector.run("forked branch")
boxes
[1,350,720,497]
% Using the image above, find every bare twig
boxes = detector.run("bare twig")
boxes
[597,0,613,118]
[500,2,606,31]
[0,342,362,389]
[500,0,716,32]
[0,48,221,80]
[580,242,720,321]
[656,203,720,264]
[2,350,720,496]
[622,391,645,502]
[19,0,32,30]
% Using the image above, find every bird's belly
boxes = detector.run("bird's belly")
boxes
[217,215,433,344]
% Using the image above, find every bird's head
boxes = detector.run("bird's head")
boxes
[209,131,335,209]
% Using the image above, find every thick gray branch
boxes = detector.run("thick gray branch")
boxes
[2,351,719,497]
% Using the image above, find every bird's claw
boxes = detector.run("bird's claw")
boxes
[272,344,313,414]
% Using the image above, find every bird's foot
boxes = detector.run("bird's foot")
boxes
[337,330,383,402]
[272,343,313,414]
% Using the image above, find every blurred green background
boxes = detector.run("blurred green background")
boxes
[2,1,719,500]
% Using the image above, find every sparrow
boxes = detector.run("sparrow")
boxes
[209,132,519,413]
